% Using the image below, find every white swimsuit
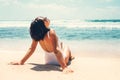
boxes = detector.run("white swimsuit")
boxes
[44,51,66,65]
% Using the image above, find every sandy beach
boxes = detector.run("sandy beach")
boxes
[0,0,120,79]
[0,40,120,80]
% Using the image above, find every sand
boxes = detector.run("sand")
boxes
[0,40,120,80]
[0,51,120,80]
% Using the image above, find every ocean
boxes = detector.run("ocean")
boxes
[0,20,120,57]
[0,20,120,40]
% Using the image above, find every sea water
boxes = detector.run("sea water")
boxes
[0,20,120,40]
[0,20,120,56]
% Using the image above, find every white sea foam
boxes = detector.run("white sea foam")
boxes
[51,20,120,28]
[0,20,120,28]
[0,21,30,27]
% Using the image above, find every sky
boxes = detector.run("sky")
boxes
[0,0,120,20]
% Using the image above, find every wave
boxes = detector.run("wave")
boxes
[87,19,120,22]
[0,21,30,27]
[52,20,120,28]
[0,20,120,28]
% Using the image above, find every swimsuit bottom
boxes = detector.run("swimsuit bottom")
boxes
[44,51,66,65]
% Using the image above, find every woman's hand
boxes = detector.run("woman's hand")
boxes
[63,67,74,74]
[9,61,23,65]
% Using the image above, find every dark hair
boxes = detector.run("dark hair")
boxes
[30,17,50,41]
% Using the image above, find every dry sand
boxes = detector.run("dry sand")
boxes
[0,50,120,80]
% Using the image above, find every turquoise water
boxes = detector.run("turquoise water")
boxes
[0,20,120,56]
[55,27,120,40]
[0,20,120,41]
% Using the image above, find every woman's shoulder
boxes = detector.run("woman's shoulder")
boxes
[49,29,56,35]
[49,29,57,38]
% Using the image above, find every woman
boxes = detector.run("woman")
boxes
[10,16,74,73]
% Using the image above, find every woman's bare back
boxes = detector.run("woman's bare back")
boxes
[39,29,58,52]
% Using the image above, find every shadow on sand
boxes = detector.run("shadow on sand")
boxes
[29,63,62,72]
[28,58,73,72]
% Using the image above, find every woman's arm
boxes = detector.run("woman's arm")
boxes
[54,48,67,69]
[51,30,73,73]
[10,40,38,65]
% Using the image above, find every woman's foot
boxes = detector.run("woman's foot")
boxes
[69,56,75,61]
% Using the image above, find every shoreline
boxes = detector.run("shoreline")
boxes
[0,39,120,58]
